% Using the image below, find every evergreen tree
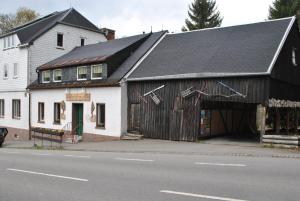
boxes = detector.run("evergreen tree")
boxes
[182,0,223,31]
[269,0,300,19]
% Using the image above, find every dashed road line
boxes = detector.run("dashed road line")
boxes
[64,155,91,159]
[160,190,249,201]
[195,162,246,167]
[7,168,88,182]
[114,158,154,162]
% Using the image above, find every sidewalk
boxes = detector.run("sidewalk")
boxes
[2,138,300,159]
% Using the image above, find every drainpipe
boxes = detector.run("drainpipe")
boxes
[27,47,31,140]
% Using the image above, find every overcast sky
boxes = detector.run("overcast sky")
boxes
[0,0,275,37]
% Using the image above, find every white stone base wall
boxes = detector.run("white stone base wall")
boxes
[31,87,123,138]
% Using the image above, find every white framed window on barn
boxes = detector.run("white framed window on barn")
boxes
[13,63,19,78]
[12,99,21,119]
[57,33,64,48]
[3,64,8,79]
[77,66,87,80]
[91,64,103,79]
[53,69,62,82]
[0,99,4,118]
[54,103,61,124]
[96,103,105,128]
[38,102,45,123]
[42,70,50,83]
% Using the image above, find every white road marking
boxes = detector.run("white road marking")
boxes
[7,168,88,182]
[64,155,91,159]
[195,162,247,167]
[31,153,53,156]
[114,158,154,162]
[160,190,249,201]
[0,151,21,154]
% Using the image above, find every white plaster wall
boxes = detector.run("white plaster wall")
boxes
[0,34,28,91]
[0,91,29,129]
[31,87,122,137]
[120,82,128,135]
[29,24,107,83]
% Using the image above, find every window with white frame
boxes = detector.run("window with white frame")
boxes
[91,64,103,79]
[42,70,50,83]
[3,64,8,79]
[3,38,6,49]
[12,99,20,119]
[77,66,87,80]
[13,63,19,78]
[0,99,4,117]
[3,35,15,49]
[54,103,61,124]
[80,38,85,46]
[38,102,45,122]
[57,33,64,47]
[96,103,105,128]
[53,69,62,82]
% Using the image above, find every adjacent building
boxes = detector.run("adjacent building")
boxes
[0,8,110,140]
[28,31,166,141]
[126,17,300,141]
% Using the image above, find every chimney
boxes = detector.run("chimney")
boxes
[100,28,115,40]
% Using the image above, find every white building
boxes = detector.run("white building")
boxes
[0,8,110,140]
[29,31,166,141]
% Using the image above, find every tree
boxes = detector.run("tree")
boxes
[269,0,300,19]
[182,0,223,31]
[0,7,39,34]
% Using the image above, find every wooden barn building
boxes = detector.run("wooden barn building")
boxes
[125,17,300,142]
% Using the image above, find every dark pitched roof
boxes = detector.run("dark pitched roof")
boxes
[109,31,167,80]
[28,31,167,90]
[1,8,103,45]
[128,17,295,81]
[38,33,151,70]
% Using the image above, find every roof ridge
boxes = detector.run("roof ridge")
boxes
[169,16,295,35]
[57,8,73,22]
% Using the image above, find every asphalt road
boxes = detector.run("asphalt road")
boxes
[0,148,299,201]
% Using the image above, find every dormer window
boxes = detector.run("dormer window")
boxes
[3,35,15,49]
[53,69,62,82]
[91,64,103,79]
[57,33,64,47]
[77,66,87,80]
[292,47,297,66]
[42,70,50,83]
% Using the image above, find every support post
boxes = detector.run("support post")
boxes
[286,109,290,135]
[275,108,280,134]
[294,109,298,133]
[256,104,266,143]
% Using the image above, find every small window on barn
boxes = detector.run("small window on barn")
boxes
[292,47,297,66]
[77,66,87,80]
[91,64,103,79]
[38,102,45,123]
[42,70,50,83]
[57,33,64,47]
[96,103,105,128]
[54,102,61,124]
[81,38,85,46]
[53,69,62,82]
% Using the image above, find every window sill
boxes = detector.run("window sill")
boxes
[77,78,87,81]
[56,46,64,50]
[53,122,61,125]
[42,81,50,84]
[13,76,19,79]
[95,126,105,130]
[12,117,21,120]
[53,80,62,83]
[3,77,8,80]
[91,77,103,80]
[38,121,45,124]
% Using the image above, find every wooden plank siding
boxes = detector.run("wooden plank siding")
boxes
[127,76,269,141]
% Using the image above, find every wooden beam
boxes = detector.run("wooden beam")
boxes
[275,108,280,134]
